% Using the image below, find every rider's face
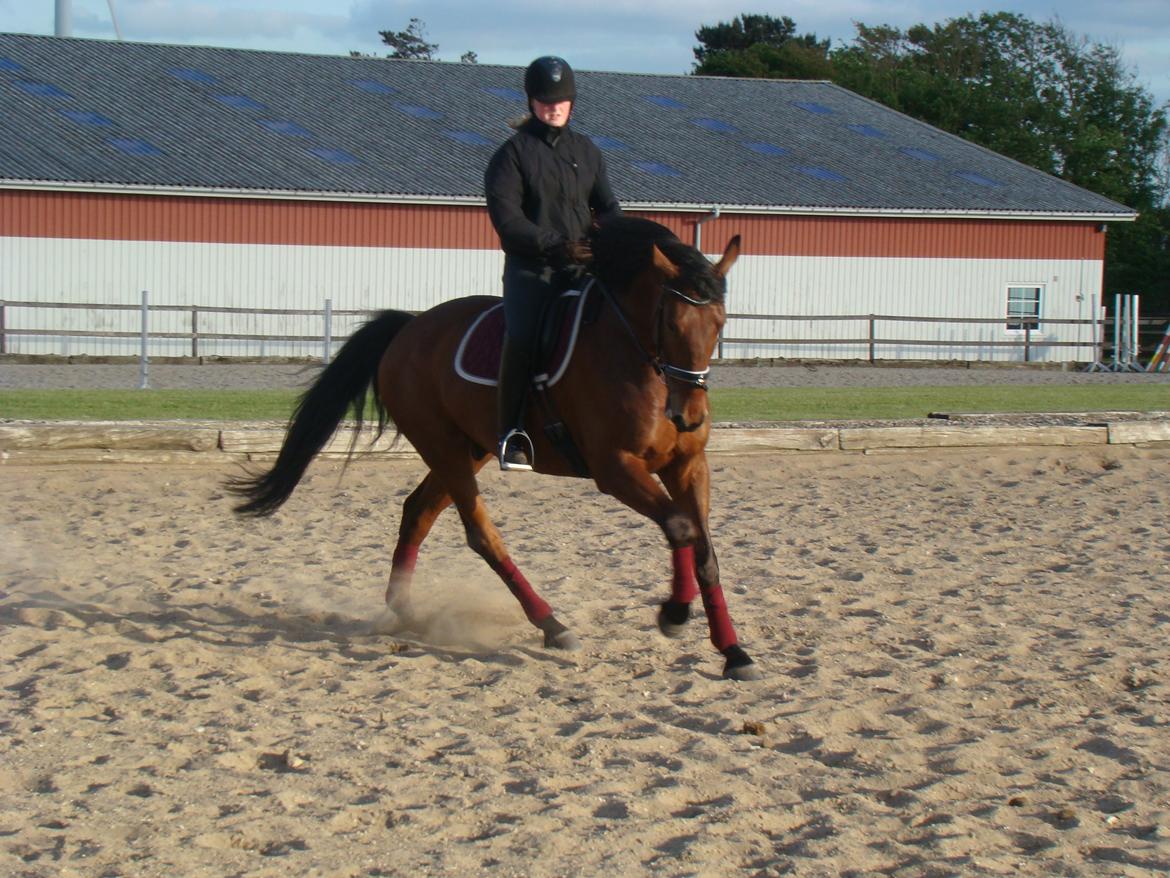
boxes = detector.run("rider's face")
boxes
[531,98,572,128]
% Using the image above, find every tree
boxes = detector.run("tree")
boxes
[693,11,1170,311]
[379,17,438,60]
[833,13,1167,205]
[461,51,478,64]
[694,13,831,80]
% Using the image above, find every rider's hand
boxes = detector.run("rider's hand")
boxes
[550,239,593,267]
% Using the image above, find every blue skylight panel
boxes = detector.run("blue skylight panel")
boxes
[14,80,71,98]
[109,138,163,157]
[214,94,266,111]
[692,118,738,134]
[258,119,313,138]
[397,103,443,120]
[484,86,525,102]
[794,101,834,115]
[900,147,941,161]
[0,57,25,73]
[443,130,492,147]
[632,160,682,178]
[589,134,629,151]
[797,166,848,182]
[743,141,787,156]
[644,95,686,110]
[349,79,396,95]
[169,67,218,85]
[60,109,115,126]
[309,146,359,165]
[953,170,1003,188]
[847,124,886,138]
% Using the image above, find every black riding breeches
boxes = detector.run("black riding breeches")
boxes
[502,261,557,355]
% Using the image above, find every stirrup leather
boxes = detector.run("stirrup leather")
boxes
[498,429,534,472]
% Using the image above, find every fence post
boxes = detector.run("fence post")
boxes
[1127,296,1137,365]
[1113,294,1122,368]
[191,306,199,359]
[868,315,876,363]
[323,298,333,364]
[138,290,150,389]
[0,301,6,355]
[1024,323,1031,362]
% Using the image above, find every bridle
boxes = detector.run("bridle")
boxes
[599,280,717,391]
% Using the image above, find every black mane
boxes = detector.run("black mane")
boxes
[589,217,725,303]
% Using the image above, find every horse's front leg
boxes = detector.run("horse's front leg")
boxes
[594,453,760,681]
[658,455,761,682]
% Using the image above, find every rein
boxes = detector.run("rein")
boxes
[597,280,714,391]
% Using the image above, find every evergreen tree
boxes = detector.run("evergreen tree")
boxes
[379,18,438,60]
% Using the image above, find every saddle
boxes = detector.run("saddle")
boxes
[454,279,599,477]
[454,279,596,389]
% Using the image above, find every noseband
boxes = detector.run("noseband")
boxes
[600,281,715,391]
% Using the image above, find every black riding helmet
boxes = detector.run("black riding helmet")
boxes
[524,56,576,104]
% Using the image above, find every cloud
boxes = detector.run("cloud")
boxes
[72,0,351,44]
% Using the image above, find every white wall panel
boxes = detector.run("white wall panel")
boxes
[721,254,1103,362]
[2,237,1104,362]
[1,237,504,357]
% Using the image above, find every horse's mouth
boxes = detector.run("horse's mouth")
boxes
[670,411,706,433]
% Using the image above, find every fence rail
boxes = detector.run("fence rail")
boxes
[0,296,1162,367]
[0,297,376,361]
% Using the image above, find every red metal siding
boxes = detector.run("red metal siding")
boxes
[0,189,1105,261]
[654,212,1106,261]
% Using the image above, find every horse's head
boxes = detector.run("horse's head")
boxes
[591,216,740,434]
[648,234,740,433]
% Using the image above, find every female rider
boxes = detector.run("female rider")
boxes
[484,55,622,471]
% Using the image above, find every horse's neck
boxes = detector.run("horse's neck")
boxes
[592,284,658,376]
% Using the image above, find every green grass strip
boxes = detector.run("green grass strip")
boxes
[0,390,302,422]
[0,384,1165,423]
[710,385,1170,422]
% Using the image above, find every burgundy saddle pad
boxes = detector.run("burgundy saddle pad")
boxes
[454,281,594,387]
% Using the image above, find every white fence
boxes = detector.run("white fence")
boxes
[0,295,1137,365]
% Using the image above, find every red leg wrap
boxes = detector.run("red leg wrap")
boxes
[701,584,738,651]
[670,546,699,604]
[391,543,419,576]
[494,558,552,624]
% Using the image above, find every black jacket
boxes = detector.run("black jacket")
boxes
[484,117,621,264]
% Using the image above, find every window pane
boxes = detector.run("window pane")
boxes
[1006,285,1041,330]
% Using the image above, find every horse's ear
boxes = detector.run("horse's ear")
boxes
[714,235,742,278]
[651,245,681,279]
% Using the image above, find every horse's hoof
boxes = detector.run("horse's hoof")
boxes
[538,616,581,651]
[369,605,407,635]
[721,645,762,682]
[657,600,691,639]
[544,629,582,651]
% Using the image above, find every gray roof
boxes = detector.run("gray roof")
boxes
[0,32,1134,218]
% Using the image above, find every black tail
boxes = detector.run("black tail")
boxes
[229,310,415,517]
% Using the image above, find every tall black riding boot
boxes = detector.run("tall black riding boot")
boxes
[497,335,534,471]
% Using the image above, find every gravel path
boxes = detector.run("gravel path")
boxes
[1,361,1168,391]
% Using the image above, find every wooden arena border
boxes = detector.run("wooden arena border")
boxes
[1,417,1168,465]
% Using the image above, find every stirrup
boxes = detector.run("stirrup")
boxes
[498,429,534,472]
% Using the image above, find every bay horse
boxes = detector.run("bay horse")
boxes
[230,216,760,681]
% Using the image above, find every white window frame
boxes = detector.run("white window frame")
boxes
[1006,284,1043,332]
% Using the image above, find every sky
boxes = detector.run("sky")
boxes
[2,0,1168,108]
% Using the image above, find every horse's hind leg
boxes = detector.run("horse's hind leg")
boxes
[440,457,580,651]
[385,470,459,620]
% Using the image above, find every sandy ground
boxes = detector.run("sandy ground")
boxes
[2,445,1169,877]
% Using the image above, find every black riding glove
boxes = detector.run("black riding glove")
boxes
[548,239,593,268]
